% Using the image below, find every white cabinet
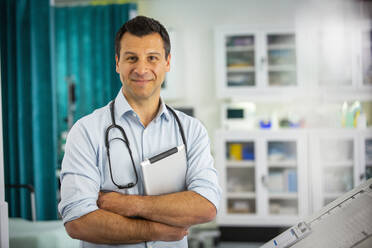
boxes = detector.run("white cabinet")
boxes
[216,128,372,227]
[215,130,308,227]
[214,27,299,100]
[214,26,372,101]
[319,23,372,101]
[309,23,372,100]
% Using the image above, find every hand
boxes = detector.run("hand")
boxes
[97,191,136,217]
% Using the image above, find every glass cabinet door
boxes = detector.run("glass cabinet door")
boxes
[362,30,372,86]
[225,141,256,214]
[266,33,297,86]
[226,35,256,87]
[318,29,352,87]
[267,141,298,216]
[320,138,354,206]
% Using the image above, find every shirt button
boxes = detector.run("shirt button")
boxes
[132,113,136,117]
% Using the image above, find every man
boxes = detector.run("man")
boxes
[58,16,221,247]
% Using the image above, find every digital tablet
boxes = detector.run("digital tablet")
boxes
[140,144,187,195]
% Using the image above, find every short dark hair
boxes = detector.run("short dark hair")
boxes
[115,15,171,60]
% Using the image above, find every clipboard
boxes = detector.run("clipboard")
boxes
[140,144,187,195]
[260,178,372,248]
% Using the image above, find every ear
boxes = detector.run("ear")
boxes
[115,55,120,73]
[165,54,171,72]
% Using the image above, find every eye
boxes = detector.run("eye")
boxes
[148,55,159,62]
[126,56,137,62]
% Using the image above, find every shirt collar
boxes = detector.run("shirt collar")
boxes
[155,98,171,122]
[113,88,170,122]
[114,88,133,117]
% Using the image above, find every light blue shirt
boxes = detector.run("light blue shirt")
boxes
[58,89,221,248]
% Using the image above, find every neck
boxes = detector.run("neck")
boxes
[122,89,161,127]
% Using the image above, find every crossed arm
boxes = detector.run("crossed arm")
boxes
[63,117,220,244]
[65,190,217,244]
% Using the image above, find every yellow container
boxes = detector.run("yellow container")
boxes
[230,143,242,160]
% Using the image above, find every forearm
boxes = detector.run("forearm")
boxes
[137,191,216,227]
[65,209,187,244]
[99,191,216,228]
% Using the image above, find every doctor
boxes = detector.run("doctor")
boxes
[58,15,221,247]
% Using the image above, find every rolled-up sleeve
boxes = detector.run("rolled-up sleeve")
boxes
[185,120,222,212]
[58,120,101,224]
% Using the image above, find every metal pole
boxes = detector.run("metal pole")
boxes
[30,192,36,222]
[65,76,76,130]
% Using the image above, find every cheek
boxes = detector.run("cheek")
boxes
[153,65,166,76]
[121,69,132,78]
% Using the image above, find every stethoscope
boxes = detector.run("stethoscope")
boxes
[105,99,187,189]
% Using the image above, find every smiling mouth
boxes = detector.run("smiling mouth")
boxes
[131,79,152,84]
[132,79,151,82]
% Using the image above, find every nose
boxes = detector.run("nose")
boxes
[133,59,148,76]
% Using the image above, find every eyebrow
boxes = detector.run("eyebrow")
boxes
[147,52,161,56]
[123,51,137,56]
[123,51,162,56]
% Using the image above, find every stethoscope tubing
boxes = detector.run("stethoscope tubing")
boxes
[105,99,187,189]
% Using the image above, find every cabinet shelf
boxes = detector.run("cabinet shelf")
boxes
[227,160,255,167]
[268,160,297,168]
[268,65,296,71]
[268,192,298,199]
[227,45,255,52]
[268,44,295,50]
[227,67,255,73]
[227,192,256,199]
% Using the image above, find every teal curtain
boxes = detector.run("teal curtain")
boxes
[0,1,136,221]
[0,0,58,220]
[54,3,137,152]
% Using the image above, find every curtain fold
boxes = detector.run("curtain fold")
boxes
[0,0,57,220]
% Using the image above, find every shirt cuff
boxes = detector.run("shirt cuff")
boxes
[190,186,221,212]
[60,198,99,224]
